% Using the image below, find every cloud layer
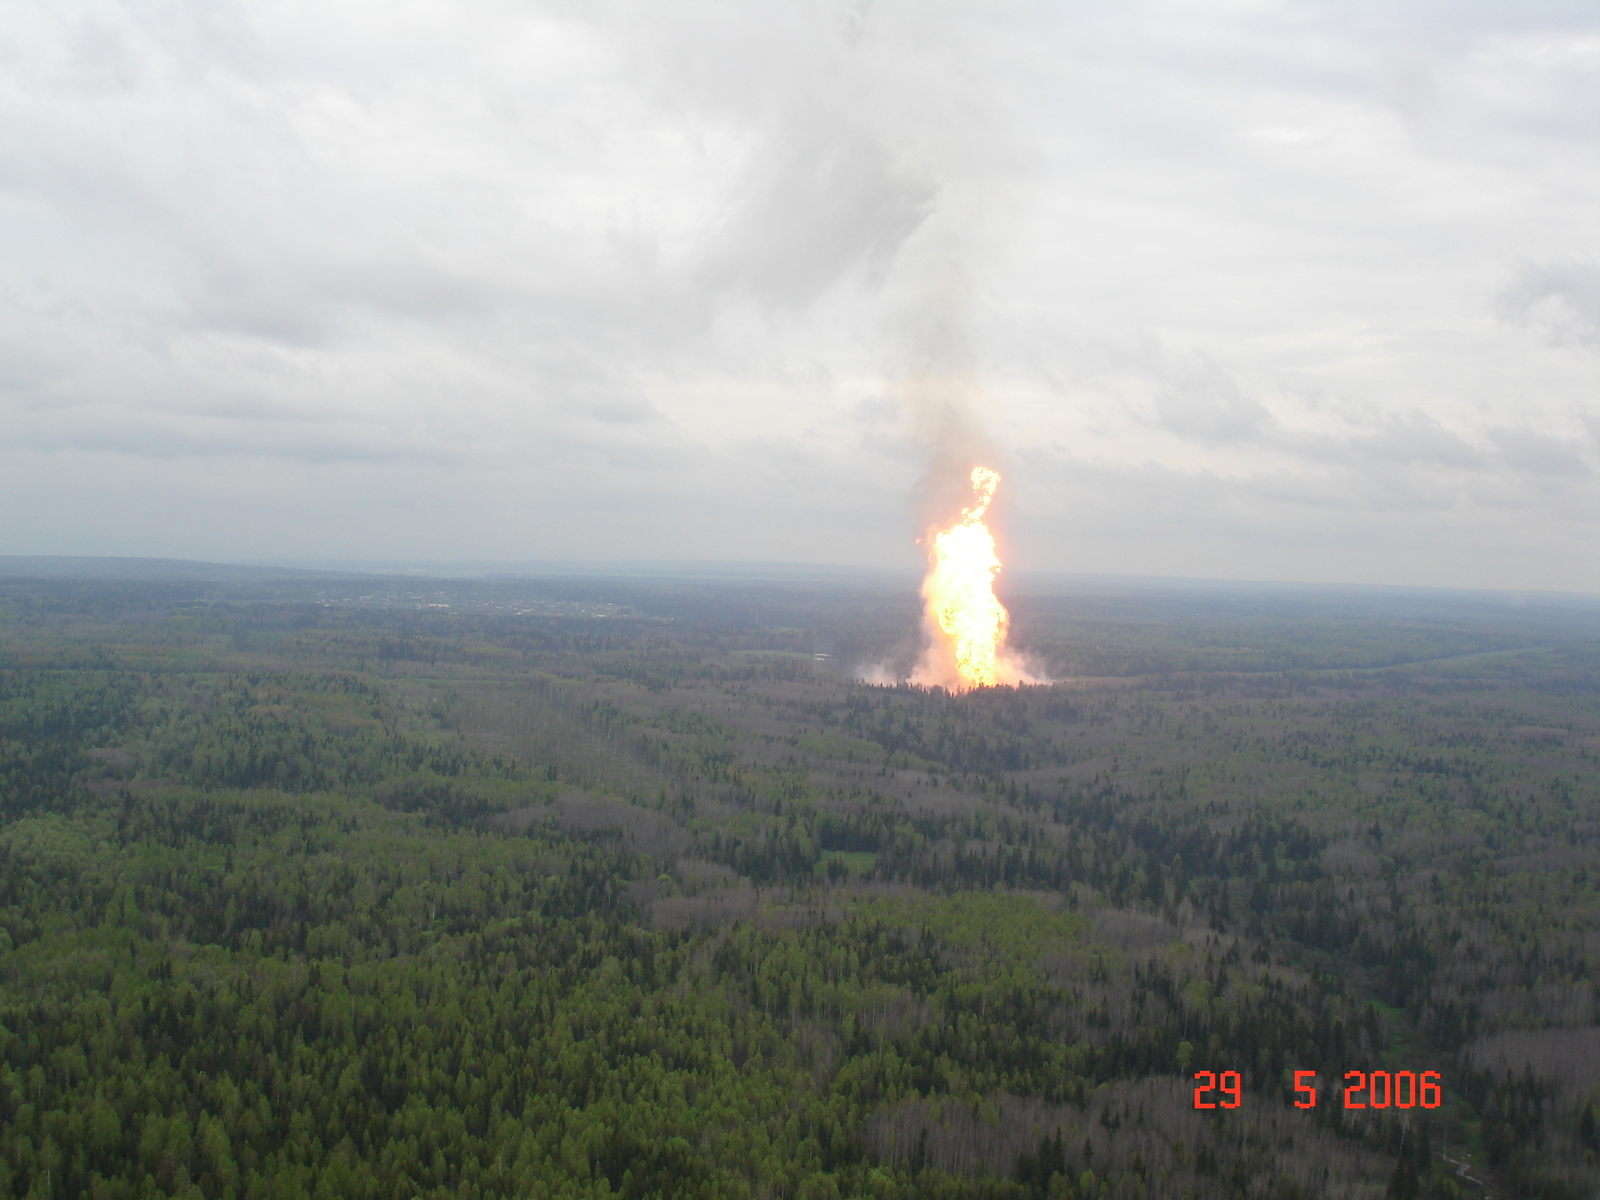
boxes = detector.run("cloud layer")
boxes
[1,1,1595,589]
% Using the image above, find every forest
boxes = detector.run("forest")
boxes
[0,561,1596,1199]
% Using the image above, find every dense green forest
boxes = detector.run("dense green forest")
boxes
[0,565,1596,1199]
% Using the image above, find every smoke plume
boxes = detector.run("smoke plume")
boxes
[884,234,1042,690]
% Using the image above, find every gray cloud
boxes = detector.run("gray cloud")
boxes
[1149,355,1274,446]
[1497,258,1600,350]
[698,113,936,308]
[1487,426,1592,478]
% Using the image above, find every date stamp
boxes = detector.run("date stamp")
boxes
[1193,1070,1442,1110]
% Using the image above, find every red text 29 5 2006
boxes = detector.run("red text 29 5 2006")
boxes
[1192,1070,1442,1110]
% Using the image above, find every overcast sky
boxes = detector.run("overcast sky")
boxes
[2,1,1596,590]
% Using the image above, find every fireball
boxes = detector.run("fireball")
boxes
[918,465,1012,689]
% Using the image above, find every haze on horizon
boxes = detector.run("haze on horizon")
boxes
[1,1,1596,593]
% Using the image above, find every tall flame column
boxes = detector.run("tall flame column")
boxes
[921,466,1009,689]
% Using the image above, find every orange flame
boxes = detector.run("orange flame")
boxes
[917,465,1012,690]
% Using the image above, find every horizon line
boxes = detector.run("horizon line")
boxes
[1,552,1597,603]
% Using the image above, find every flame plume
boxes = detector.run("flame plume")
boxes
[918,465,1011,690]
